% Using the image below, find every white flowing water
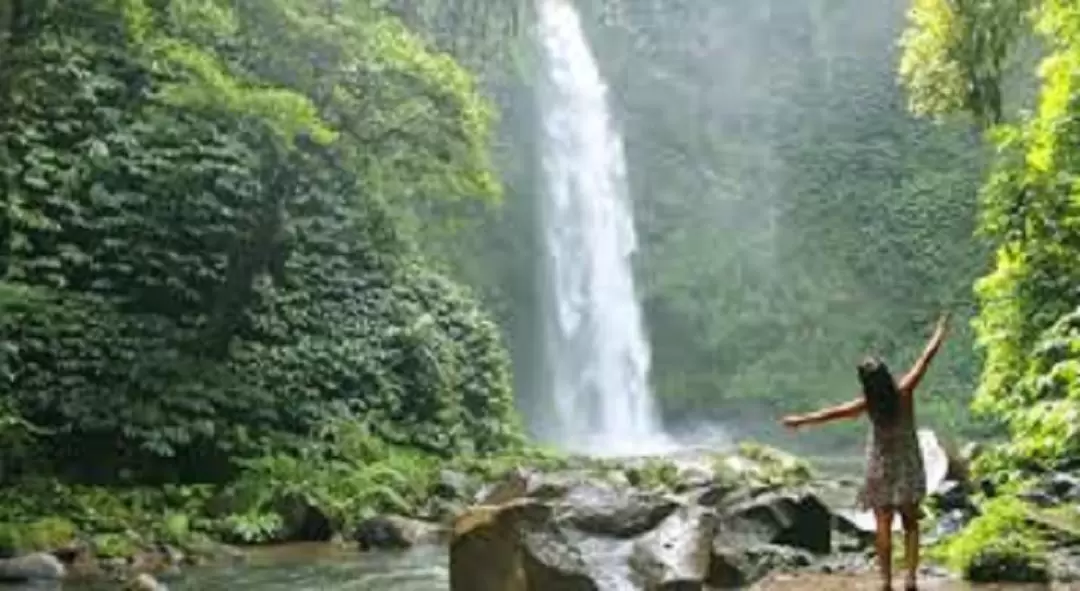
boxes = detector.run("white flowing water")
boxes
[535,0,670,456]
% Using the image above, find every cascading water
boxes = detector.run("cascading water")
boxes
[535,0,670,456]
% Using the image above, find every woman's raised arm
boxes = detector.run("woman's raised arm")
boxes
[782,397,866,429]
[898,312,951,395]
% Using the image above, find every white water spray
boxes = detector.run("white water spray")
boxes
[535,0,670,456]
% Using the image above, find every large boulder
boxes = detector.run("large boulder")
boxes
[449,499,600,591]
[629,505,716,590]
[558,484,680,539]
[275,495,334,542]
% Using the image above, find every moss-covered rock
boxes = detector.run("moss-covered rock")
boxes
[930,496,1050,582]
[964,538,1050,583]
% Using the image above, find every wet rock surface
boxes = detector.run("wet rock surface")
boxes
[629,504,716,589]
[0,551,66,582]
[448,445,881,591]
[446,431,1080,591]
[559,484,681,538]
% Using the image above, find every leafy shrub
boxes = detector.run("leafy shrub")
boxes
[214,421,440,543]
[930,496,1049,582]
[0,517,77,556]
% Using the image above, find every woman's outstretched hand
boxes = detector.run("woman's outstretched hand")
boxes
[780,415,803,430]
[936,311,952,334]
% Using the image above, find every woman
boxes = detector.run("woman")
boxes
[780,312,950,591]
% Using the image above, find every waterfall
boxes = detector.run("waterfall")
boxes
[534,0,670,456]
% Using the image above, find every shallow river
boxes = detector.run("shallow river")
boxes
[13,544,447,591]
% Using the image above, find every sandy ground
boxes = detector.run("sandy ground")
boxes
[752,572,1075,590]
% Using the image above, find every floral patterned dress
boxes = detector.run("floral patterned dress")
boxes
[857,402,926,509]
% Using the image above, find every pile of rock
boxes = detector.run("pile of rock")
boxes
[448,457,842,591]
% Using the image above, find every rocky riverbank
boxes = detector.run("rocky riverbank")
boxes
[2,436,1080,590]
[439,439,1080,589]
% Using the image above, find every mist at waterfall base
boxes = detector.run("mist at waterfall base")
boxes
[531,0,682,458]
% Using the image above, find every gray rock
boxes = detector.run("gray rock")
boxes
[520,518,600,591]
[474,467,531,505]
[672,462,715,493]
[720,490,832,554]
[276,494,333,542]
[1044,472,1080,503]
[432,469,473,500]
[629,504,716,590]
[126,572,168,590]
[559,484,680,538]
[353,515,446,551]
[926,508,973,543]
[931,479,975,512]
[474,468,588,506]
[0,552,66,582]
[694,481,740,508]
[450,499,601,591]
[707,543,812,588]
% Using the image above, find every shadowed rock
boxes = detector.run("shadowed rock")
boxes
[450,499,601,591]
[559,484,680,538]
[720,491,832,554]
[630,504,716,590]
[354,515,446,551]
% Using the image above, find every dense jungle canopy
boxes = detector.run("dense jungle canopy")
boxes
[1,0,1078,498]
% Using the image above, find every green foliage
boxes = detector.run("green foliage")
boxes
[973,308,1080,470]
[151,38,338,146]
[929,496,1049,582]
[214,422,576,543]
[898,0,1033,127]
[92,532,139,559]
[626,458,683,491]
[0,517,77,555]
[734,443,814,485]
[0,478,221,555]
[450,445,574,481]
[0,0,523,484]
[219,421,440,542]
[912,0,1080,471]
[380,0,530,74]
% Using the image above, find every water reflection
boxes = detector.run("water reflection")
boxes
[170,544,447,591]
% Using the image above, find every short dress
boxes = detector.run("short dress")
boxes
[857,403,927,509]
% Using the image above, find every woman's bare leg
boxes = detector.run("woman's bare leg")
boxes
[899,503,920,589]
[874,507,895,590]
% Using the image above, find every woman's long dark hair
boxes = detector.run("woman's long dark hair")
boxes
[857,356,901,427]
